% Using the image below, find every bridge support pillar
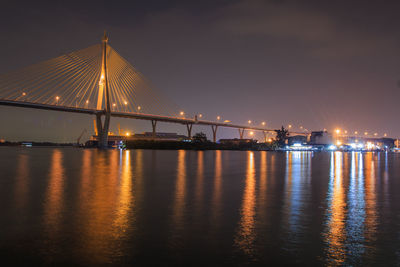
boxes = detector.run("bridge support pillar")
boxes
[151,120,157,139]
[212,125,218,143]
[238,128,245,139]
[263,131,267,143]
[186,123,193,139]
[96,112,110,149]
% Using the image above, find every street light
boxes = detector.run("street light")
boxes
[262,122,266,126]
[137,106,141,112]
[198,114,203,119]
[249,131,254,136]
[248,120,252,124]
[217,116,221,121]
[335,129,341,134]
[55,96,60,105]
[288,124,292,129]
[364,132,368,136]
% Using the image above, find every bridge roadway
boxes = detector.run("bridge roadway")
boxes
[0,98,308,141]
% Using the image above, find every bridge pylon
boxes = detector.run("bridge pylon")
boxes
[97,31,111,148]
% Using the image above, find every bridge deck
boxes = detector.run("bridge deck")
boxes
[0,99,307,134]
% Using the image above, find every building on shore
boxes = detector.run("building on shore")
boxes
[86,132,190,147]
[309,131,333,145]
[287,135,308,145]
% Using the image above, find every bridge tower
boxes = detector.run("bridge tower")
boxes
[96,31,111,148]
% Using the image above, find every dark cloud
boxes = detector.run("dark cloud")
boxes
[217,0,398,59]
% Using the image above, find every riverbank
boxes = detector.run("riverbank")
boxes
[125,140,263,150]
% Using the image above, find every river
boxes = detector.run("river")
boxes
[1,147,400,265]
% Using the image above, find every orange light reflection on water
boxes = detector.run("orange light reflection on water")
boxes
[235,151,256,256]
[195,151,204,213]
[15,153,29,210]
[325,151,346,265]
[172,150,186,233]
[211,150,222,225]
[364,153,377,244]
[44,149,65,238]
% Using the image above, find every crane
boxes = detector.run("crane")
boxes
[77,129,87,146]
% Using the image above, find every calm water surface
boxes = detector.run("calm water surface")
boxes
[1,147,400,266]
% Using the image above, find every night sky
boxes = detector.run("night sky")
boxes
[1,0,400,142]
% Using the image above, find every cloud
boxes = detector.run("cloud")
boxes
[219,1,336,42]
[217,0,397,59]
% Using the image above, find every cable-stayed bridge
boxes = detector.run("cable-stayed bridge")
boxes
[0,33,284,147]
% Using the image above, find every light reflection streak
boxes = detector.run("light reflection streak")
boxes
[172,150,186,232]
[364,153,377,246]
[44,149,65,238]
[324,151,346,265]
[195,151,204,214]
[283,152,311,242]
[235,151,256,256]
[15,153,29,209]
[79,149,93,201]
[258,151,267,221]
[346,152,365,261]
[211,150,222,225]
[113,150,133,236]
[79,150,119,263]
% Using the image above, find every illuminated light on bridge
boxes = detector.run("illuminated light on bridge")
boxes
[354,131,358,135]
[374,133,378,136]
[288,124,292,129]
[0,32,280,147]
[198,114,203,118]
[335,129,341,134]
[249,131,254,136]
[217,116,221,121]
[384,133,387,137]
[248,120,252,124]
[364,132,368,136]
[261,122,266,126]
